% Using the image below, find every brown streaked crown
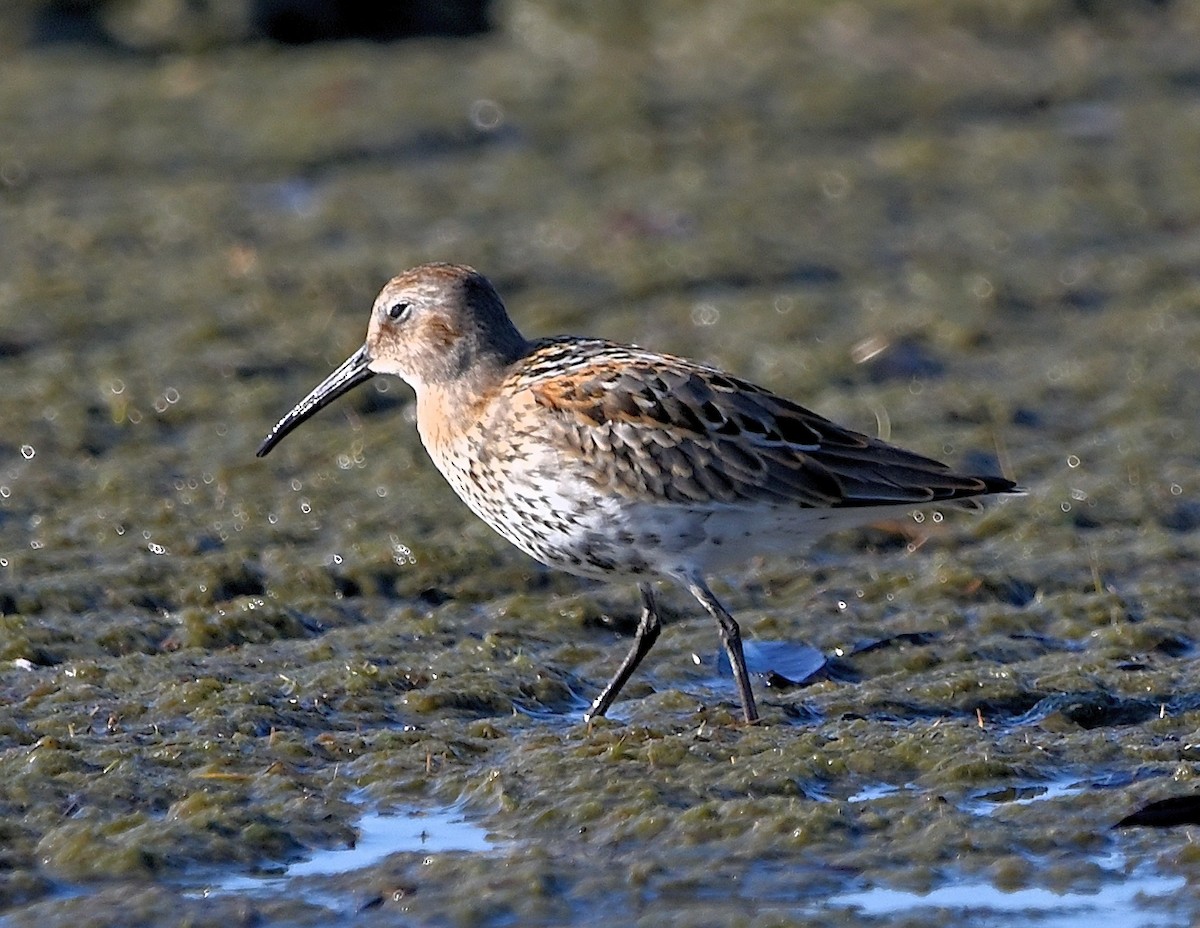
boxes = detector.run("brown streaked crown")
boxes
[364,263,528,391]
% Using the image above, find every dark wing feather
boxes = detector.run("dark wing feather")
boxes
[520,339,1017,508]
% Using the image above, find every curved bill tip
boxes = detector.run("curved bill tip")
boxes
[256,344,375,458]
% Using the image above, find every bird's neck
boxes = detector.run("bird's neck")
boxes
[414,359,510,455]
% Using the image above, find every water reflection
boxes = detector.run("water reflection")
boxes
[829,860,1183,928]
[203,805,494,897]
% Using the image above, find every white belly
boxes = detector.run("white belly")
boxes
[427,432,919,580]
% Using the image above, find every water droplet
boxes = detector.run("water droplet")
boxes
[20,445,34,460]
[391,541,415,566]
[969,274,994,299]
[690,302,720,327]
[820,170,849,199]
[1066,454,1081,468]
[468,98,504,131]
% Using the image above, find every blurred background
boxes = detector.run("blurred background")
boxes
[2,1,1199,926]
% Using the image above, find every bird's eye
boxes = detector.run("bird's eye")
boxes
[387,301,411,322]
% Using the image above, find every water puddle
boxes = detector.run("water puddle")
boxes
[710,638,830,686]
[846,782,904,803]
[964,770,1135,816]
[843,778,1088,810]
[965,776,1089,813]
[828,865,1185,927]
[200,805,495,897]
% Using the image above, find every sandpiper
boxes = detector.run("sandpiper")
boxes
[258,263,1019,723]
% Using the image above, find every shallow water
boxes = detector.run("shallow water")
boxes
[205,804,496,894]
[2,1,1200,926]
[829,863,1186,927]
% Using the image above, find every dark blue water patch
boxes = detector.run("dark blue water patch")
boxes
[256,178,325,217]
[1009,692,1166,729]
[714,638,832,687]
[1160,500,1200,533]
[1059,287,1109,312]
[1116,634,1194,663]
[1011,406,1044,428]
[860,336,947,384]
[846,630,941,656]
[1007,632,1087,652]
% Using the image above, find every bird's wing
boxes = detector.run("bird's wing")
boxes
[518,339,1010,509]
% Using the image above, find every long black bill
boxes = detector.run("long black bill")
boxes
[256,344,375,457]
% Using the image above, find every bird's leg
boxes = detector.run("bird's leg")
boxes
[684,575,759,723]
[585,583,662,722]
